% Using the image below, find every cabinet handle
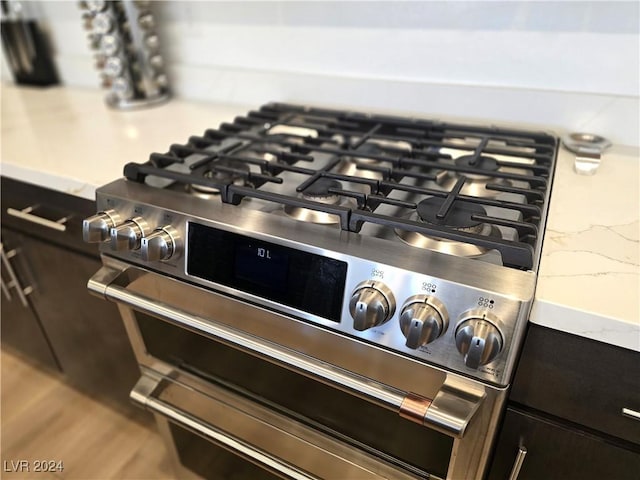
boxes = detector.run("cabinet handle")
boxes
[0,243,32,307]
[622,408,640,421]
[1,275,12,301]
[7,206,67,232]
[507,446,527,480]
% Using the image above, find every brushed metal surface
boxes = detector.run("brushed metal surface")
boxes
[82,210,120,243]
[400,295,448,349]
[455,314,504,369]
[349,280,396,331]
[140,226,178,262]
[109,217,149,251]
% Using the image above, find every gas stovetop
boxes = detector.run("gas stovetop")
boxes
[123,102,558,271]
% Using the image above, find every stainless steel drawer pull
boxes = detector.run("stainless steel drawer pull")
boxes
[131,375,317,480]
[1,275,12,301]
[7,206,68,232]
[507,446,527,480]
[0,243,31,307]
[622,408,640,421]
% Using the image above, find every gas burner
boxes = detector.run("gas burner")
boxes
[267,124,318,140]
[395,197,499,257]
[455,155,499,178]
[188,161,250,198]
[367,138,412,152]
[301,178,342,203]
[335,155,384,180]
[284,178,352,225]
[334,138,412,184]
[241,143,281,163]
[417,197,488,233]
[435,155,512,198]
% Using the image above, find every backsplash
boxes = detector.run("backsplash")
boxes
[2,1,638,146]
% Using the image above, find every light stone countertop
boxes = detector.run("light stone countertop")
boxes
[2,85,638,351]
[531,145,639,351]
[0,85,249,199]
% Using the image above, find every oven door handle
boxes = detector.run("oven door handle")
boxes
[89,264,485,438]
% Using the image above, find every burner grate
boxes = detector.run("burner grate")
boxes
[123,102,558,270]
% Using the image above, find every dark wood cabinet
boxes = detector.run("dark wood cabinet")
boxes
[17,234,142,410]
[1,229,60,371]
[489,408,640,480]
[489,324,640,479]
[1,177,146,420]
[510,325,640,444]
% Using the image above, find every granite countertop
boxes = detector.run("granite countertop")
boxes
[2,85,638,351]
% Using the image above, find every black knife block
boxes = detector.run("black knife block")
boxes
[1,18,59,86]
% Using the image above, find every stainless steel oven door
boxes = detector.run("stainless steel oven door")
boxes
[89,257,508,479]
[131,368,423,480]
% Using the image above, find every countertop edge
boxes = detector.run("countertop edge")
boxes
[1,163,97,201]
[530,299,640,352]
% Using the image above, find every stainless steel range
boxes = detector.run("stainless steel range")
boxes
[84,103,558,479]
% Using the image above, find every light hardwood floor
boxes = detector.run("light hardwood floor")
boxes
[1,348,177,480]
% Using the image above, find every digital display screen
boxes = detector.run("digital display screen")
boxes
[235,241,289,292]
[187,223,347,322]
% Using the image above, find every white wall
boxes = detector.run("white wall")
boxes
[5,1,640,146]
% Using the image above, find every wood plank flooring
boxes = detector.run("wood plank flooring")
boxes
[1,348,177,480]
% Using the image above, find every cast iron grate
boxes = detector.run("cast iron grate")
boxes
[123,102,558,270]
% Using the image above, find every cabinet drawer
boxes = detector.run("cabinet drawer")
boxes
[511,325,640,444]
[488,407,640,480]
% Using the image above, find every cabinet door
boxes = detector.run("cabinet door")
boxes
[488,408,640,480]
[20,234,142,416]
[511,325,640,445]
[1,229,60,371]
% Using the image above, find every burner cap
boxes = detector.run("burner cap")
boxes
[284,178,347,224]
[455,155,499,172]
[190,161,249,195]
[395,198,494,255]
[356,143,384,156]
[435,154,511,198]
[302,178,342,201]
[417,197,485,230]
[243,143,280,162]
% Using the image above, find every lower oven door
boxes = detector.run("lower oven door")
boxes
[89,259,507,479]
[132,369,423,480]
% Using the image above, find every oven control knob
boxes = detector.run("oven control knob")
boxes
[399,295,448,349]
[455,313,503,369]
[141,226,178,261]
[110,217,149,251]
[349,281,395,331]
[83,210,121,243]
